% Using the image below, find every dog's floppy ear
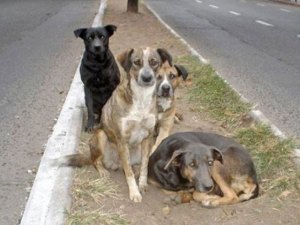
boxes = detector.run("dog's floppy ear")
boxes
[117,49,134,72]
[164,149,185,170]
[157,48,173,65]
[175,64,188,81]
[105,24,117,37]
[211,148,224,164]
[74,28,87,39]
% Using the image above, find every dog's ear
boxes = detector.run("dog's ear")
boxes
[164,149,185,170]
[175,65,189,81]
[117,49,134,72]
[157,48,173,65]
[74,28,87,39]
[105,24,117,37]
[211,148,224,164]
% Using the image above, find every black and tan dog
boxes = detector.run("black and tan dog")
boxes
[148,132,259,207]
[74,25,120,132]
[151,60,188,154]
[63,47,172,202]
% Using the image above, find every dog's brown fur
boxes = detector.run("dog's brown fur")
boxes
[63,47,172,202]
[151,61,188,154]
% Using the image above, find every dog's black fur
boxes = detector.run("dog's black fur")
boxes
[74,25,120,132]
[148,132,259,198]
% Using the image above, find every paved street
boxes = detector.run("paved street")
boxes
[0,0,98,224]
[146,0,300,138]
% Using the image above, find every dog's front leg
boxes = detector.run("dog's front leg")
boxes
[117,142,142,202]
[84,86,95,132]
[139,137,151,194]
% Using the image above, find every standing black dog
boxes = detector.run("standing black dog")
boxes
[74,25,120,132]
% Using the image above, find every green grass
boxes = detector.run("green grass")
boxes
[66,209,129,225]
[65,168,127,225]
[176,55,251,130]
[176,55,299,195]
[235,124,298,194]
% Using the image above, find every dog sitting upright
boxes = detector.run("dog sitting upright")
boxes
[74,25,120,132]
[63,47,172,202]
[151,60,188,154]
[148,132,259,207]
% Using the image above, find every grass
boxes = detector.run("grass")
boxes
[66,209,129,225]
[72,169,121,205]
[176,55,251,130]
[176,55,299,196]
[65,167,128,225]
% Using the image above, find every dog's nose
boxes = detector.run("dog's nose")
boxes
[142,74,153,83]
[94,46,101,51]
[162,84,171,93]
[203,185,213,192]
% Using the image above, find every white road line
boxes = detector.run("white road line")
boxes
[256,20,274,27]
[209,4,219,8]
[195,0,203,3]
[229,11,241,15]
[297,34,300,38]
[256,3,265,6]
[280,8,290,12]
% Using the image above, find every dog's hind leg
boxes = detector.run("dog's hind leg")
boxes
[117,141,142,202]
[139,138,152,194]
[89,130,110,177]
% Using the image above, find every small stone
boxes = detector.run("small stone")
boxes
[162,206,171,217]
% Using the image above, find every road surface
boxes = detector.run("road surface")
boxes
[0,0,98,224]
[146,0,300,138]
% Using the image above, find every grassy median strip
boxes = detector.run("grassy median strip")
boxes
[65,167,129,225]
[177,55,299,196]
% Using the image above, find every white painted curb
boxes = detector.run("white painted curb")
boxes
[19,1,107,224]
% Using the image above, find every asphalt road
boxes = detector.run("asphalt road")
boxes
[146,0,300,138]
[0,0,98,224]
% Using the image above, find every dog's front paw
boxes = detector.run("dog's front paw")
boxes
[201,199,219,208]
[138,176,148,194]
[138,183,148,195]
[130,189,142,203]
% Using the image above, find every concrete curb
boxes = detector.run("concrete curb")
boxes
[144,1,299,157]
[19,1,106,224]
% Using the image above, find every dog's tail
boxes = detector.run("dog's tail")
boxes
[57,153,93,167]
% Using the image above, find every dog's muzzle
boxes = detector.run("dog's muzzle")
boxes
[139,70,155,86]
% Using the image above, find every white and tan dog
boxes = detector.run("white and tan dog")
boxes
[151,60,188,154]
[63,47,172,202]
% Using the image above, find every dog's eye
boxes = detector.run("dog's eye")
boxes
[157,75,163,80]
[169,73,176,79]
[149,59,158,67]
[100,35,105,40]
[134,59,141,66]
[87,36,93,40]
[207,160,214,166]
[189,162,195,167]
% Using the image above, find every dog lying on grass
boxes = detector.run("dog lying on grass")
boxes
[74,25,120,132]
[148,131,259,207]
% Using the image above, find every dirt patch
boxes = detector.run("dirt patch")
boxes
[66,0,300,224]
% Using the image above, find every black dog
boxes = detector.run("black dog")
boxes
[148,132,259,207]
[74,25,120,132]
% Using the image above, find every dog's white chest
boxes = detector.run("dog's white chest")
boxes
[121,82,156,146]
